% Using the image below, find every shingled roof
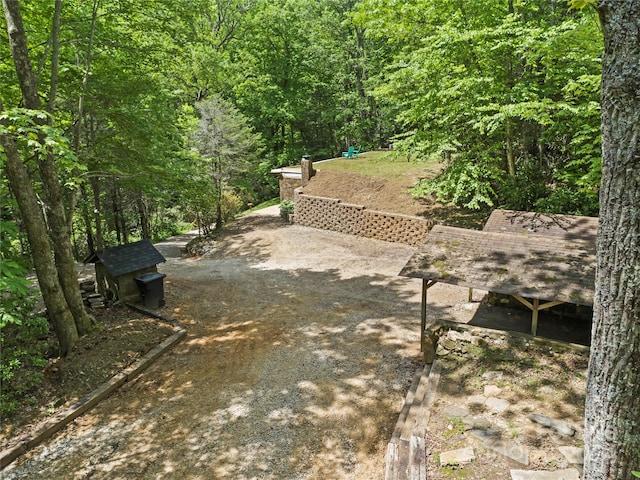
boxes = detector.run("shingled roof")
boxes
[84,239,166,277]
[399,224,595,306]
[482,209,598,244]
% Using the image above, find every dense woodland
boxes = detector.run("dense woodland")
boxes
[0,0,607,455]
[3,1,640,477]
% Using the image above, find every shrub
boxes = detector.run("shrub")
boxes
[279,200,295,216]
[0,254,50,415]
[221,191,243,224]
[498,162,551,212]
[412,155,501,210]
[534,185,599,216]
[1,314,50,415]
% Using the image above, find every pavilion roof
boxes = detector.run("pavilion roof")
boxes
[400,223,595,306]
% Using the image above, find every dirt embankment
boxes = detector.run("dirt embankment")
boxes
[299,170,489,228]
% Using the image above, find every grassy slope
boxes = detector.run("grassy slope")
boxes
[314,150,442,181]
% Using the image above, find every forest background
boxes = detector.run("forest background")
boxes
[1,0,602,412]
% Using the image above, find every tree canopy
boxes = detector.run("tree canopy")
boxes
[5,1,640,477]
[355,0,602,214]
[4,7,629,472]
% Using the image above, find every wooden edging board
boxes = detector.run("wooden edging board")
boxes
[0,304,186,470]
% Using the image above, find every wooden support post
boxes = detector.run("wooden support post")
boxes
[531,298,539,336]
[421,280,427,351]
[420,280,437,351]
[468,288,473,302]
[512,295,566,336]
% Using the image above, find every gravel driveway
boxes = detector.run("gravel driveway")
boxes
[4,206,453,479]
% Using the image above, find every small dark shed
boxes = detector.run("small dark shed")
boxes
[84,239,166,303]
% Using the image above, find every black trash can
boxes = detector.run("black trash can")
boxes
[134,272,167,309]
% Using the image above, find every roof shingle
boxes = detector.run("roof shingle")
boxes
[84,239,166,277]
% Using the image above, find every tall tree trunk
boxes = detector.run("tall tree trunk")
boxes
[79,182,96,254]
[1,132,79,357]
[2,0,38,105]
[214,161,223,230]
[72,0,99,157]
[111,180,122,244]
[110,180,128,244]
[47,0,62,114]
[137,192,151,240]
[117,185,128,244]
[37,155,93,336]
[3,0,92,336]
[583,1,640,478]
[505,0,517,179]
[506,121,516,177]
[90,176,104,250]
[69,0,99,231]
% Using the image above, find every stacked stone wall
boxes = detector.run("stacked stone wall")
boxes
[279,177,302,201]
[294,191,434,246]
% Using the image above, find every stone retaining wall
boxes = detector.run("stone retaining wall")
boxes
[293,190,434,246]
[279,176,302,201]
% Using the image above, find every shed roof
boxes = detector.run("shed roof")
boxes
[84,239,166,277]
[482,209,598,244]
[399,224,595,306]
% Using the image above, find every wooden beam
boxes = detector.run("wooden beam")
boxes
[512,295,565,336]
[420,280,437,351]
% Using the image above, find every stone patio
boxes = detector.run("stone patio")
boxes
[385,321,588,479]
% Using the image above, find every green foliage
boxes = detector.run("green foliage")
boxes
[358,0,603,214]
[498,162,551,212]
[230,0,387,158]
[279,199,295,215]
[190,96,265,229]
[534,185,599,216]
[151,206,193,243]
[0,108,85,187]
[3,0,604,272]
[568,0,597,9]
[413,156,501,210]
[221,191,244,224]
[0,221,50,415]
[0,220,32,326]
[1,314,50,416]
[192,96,264,167]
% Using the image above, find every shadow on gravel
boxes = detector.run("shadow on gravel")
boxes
[4,233,424,479]
[5,210,591,479]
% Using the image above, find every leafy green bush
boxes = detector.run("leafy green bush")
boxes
[221,191,243,224]
[498,162,551,212]
[279,200,295,215]
[1,226,51,415]
[412,156,501,210]
[148,205,191,242]
[1,314,50,415]
[424,155,600,217]
[534,185,599,216]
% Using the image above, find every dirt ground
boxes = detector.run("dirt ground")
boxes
[424,328,587,478]
[2,170,592,479]
[3,208,434,479]
[0,306,176,447]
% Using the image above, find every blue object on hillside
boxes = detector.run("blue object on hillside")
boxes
[341,146,361,158]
